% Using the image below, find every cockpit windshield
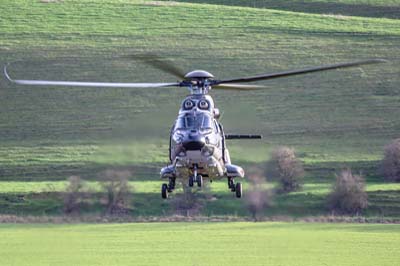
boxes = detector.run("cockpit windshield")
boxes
[175,113,213,131]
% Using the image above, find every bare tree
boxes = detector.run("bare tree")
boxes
[328,169,368,215]
[267,147,304,193]
[381,139,400,182]
[170,185,208,217]
[245,167,273,221]
[101,170,132,215]
[63,175,87,215]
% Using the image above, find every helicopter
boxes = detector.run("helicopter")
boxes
[4,56,386,199]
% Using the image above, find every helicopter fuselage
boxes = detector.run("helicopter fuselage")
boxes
[160,94,245,184]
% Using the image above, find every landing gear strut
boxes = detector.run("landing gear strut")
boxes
[161,177,176,199]
[188,165,203,188]
[168,177,175,192]
[228,177,235,192]
[227,177,242,198]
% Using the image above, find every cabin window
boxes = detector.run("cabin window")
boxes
[175,114,213,131]
[213,120,219,133]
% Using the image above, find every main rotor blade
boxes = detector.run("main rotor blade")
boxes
[4,65,180,88]
[128,53,186,79]
[215,59,387,84]
[213,83,269,90]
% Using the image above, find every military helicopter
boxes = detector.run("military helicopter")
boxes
[4,56,385,199]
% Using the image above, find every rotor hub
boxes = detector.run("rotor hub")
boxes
[184,70,214,79]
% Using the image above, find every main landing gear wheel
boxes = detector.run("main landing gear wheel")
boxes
[197,175,203,187]
[227,177,242,198]
[161,183,168,199]
[235,182,242,198]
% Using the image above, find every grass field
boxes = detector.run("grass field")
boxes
[0,222,399,266]
[0,0,399,219]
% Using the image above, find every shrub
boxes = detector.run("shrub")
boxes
[245,169,272,221]
[170,186,208,217]
[63,176,87,215]
[267,147,304,193]
[381,139,400,182]
[328,169,368,214]
[101,170,132,215]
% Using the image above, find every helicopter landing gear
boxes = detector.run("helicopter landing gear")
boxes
[161,183,168,199]
[228,177,235,192]
[235,182,242,198]
[197,175,203,187]
[227,177,242,198]
[189,176,194,187]
[188,175,203,187]
[168,177,175,192]
[161,177,176,199]
[189,165,203,188]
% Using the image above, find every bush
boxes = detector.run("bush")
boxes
[328,169,368,215]
[63,176,87,215]
[381,139,400,182]
[101,170,132,215]
[170,185,209,217]
[267,147,304,193]
[245,168,272,221]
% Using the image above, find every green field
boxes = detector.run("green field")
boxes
[0,0,399,220]
[0,222,399,266]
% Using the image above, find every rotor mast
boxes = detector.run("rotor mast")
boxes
[183,70,214,95]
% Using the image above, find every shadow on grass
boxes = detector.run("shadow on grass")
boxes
[0,188,399,219]
[303,160,382,182]
[163,0,400,19]
[367,190,400,217]
[0,162,163,181]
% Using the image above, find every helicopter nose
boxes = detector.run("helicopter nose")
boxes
[182,132,206,150]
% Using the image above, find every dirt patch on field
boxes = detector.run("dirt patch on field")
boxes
[39,0,63,3]
[144,1,181,6]
[321,14,351,20]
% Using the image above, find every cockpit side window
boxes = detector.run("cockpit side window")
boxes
[201,115,212,130]
[213,120,219,133]
[175,117,186,130]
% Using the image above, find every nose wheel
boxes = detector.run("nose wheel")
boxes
[196,175,203,187]
[188,165,203,188]
[188,175,203,187]
[227,177,242,198]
